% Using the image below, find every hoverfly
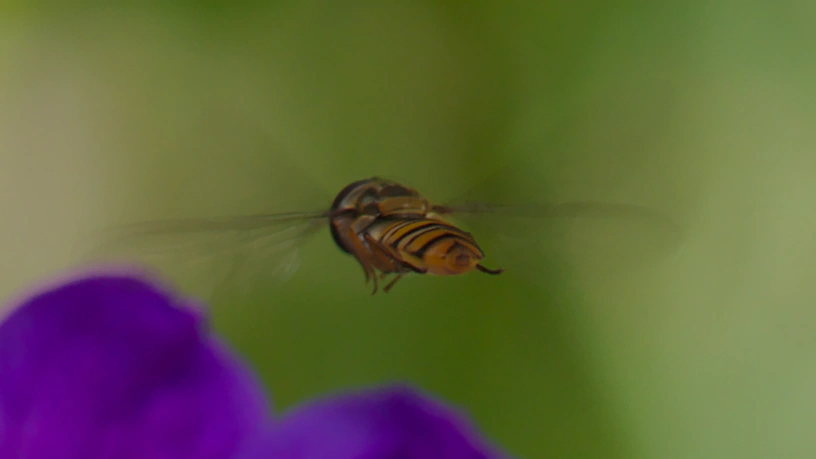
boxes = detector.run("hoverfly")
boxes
[92,176,680,296]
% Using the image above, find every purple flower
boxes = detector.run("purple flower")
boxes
[0,267,509,459]
[236,385,507,459]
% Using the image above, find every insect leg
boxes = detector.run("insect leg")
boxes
[370,267,380,295]
[382,274,404,293]
[476,264,504,275]
[332,217,384,293]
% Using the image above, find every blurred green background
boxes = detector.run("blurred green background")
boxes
[3,1,816,458]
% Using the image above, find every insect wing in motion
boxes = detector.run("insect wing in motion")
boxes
[431,198,682,273]
[88,177,681,297]
[88,210,329,298]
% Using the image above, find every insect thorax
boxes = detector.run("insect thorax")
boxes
[328,177,433,254]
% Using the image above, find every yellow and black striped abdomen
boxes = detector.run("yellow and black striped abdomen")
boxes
[367,218,487,276]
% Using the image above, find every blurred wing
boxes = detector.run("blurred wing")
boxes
[435,200,682,273]
[86,211,329,299]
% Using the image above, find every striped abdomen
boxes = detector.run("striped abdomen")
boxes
[365,218,488,276]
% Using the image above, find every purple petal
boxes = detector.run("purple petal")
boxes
[236,384,509,459]
[0,267,271,459]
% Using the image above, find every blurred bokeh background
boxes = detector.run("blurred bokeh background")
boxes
[3,2,816,458]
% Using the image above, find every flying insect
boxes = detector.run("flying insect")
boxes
[93,177,679,295]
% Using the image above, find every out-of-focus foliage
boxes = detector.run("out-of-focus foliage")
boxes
[2,1,816,458]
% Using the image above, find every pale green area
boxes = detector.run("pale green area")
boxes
[3,2,816,458]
